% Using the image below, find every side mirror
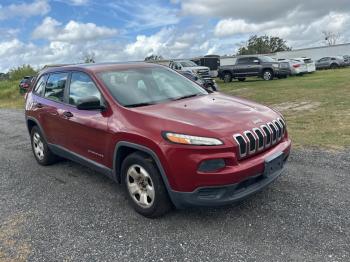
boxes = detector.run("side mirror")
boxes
[77,96,106,110]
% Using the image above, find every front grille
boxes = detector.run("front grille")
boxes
[233,118,286,159]
[197,69,211,78]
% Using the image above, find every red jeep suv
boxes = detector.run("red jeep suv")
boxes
[25,63,291,217]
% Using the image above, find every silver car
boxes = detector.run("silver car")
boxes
[316,57,345,70]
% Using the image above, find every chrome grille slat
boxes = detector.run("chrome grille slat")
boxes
[234,118,287,159]
[233,134,247,157]
[244,131,257,154]
[273,120,282,141]
[253,128,264,151]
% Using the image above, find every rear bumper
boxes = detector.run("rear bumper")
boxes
[169,152,289,208]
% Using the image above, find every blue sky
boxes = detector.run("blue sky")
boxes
[1,0,350,72]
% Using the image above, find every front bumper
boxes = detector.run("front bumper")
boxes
[275,68,290,76]
[169,152,289,208]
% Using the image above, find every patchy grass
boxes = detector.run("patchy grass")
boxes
[218,68,350,149]
[0,80,24,109]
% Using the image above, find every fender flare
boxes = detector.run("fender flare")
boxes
[113,141,177,203]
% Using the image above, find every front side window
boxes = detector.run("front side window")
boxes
[98,67,207,107]
[44,73,68,102]
[69,72,101,106]
[33,75,48,96]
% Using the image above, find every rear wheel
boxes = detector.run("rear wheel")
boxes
[263,70,274,81]
[30,126,58,165]
[223,73,232,83]
[122,152,172,218]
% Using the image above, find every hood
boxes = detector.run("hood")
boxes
[130,93,281,137]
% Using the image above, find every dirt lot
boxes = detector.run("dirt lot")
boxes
[0,109,349,261]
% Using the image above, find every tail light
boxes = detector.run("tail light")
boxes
[293,64,300,68]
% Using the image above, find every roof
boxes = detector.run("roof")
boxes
[40,62,161,74]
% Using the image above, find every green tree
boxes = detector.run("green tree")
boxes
[237,35,291,55]
[144,54,164,61]
[8,65,37,80]
[82,52,96,63]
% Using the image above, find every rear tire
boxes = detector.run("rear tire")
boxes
[30,126,58,166]
[121,152,172,218]
[223,73,232,83]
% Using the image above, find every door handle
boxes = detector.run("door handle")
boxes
[63,111,73,118]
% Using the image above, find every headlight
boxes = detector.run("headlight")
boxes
[272,64,279,68]
[163,132,223,146]
[191,69,198,74]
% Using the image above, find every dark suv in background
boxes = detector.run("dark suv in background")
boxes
[19,76,34,94]
[218,56,290,82]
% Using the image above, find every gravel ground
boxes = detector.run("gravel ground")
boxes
[0,109,349,262]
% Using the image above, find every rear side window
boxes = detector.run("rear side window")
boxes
[44,73,68,102]
[68,72,101,106]
[33,75,48,96]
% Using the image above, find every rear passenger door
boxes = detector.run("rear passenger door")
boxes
[59,71,110,166]
[235,57,250,75]
[37,72,69,145]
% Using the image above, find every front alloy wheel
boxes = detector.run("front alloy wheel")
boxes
[122,152,172,218]
[126,164,155,208]
[263,70,273,80]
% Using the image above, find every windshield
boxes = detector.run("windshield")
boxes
[98,67,207,107]
[259,56,275,63]
[179,61,198,67]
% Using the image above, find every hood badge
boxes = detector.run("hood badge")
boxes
[252,118,263,124]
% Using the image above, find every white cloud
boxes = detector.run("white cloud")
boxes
[0,0,50,20]
[109,2,180,31]
[32,17,118,43]
[215,19,262,37]
[55,0,90,6]
[125,28,174,58]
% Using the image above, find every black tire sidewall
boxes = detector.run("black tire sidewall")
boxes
[224,73,232,83]
[121,152,171,218]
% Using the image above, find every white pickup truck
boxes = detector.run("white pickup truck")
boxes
[169,60,216,90]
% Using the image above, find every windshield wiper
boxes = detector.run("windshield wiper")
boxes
[173,93,202,101]
[124,102,155,108]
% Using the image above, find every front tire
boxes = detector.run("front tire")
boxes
[330,63,338,69]
[223,73,232,83]
[122,152,172,218]
[30,126,58,166]
[263,70,274,80]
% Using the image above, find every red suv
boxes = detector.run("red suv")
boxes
[25,63,291,217]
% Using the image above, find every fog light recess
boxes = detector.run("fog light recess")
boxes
[198,159,226,172]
